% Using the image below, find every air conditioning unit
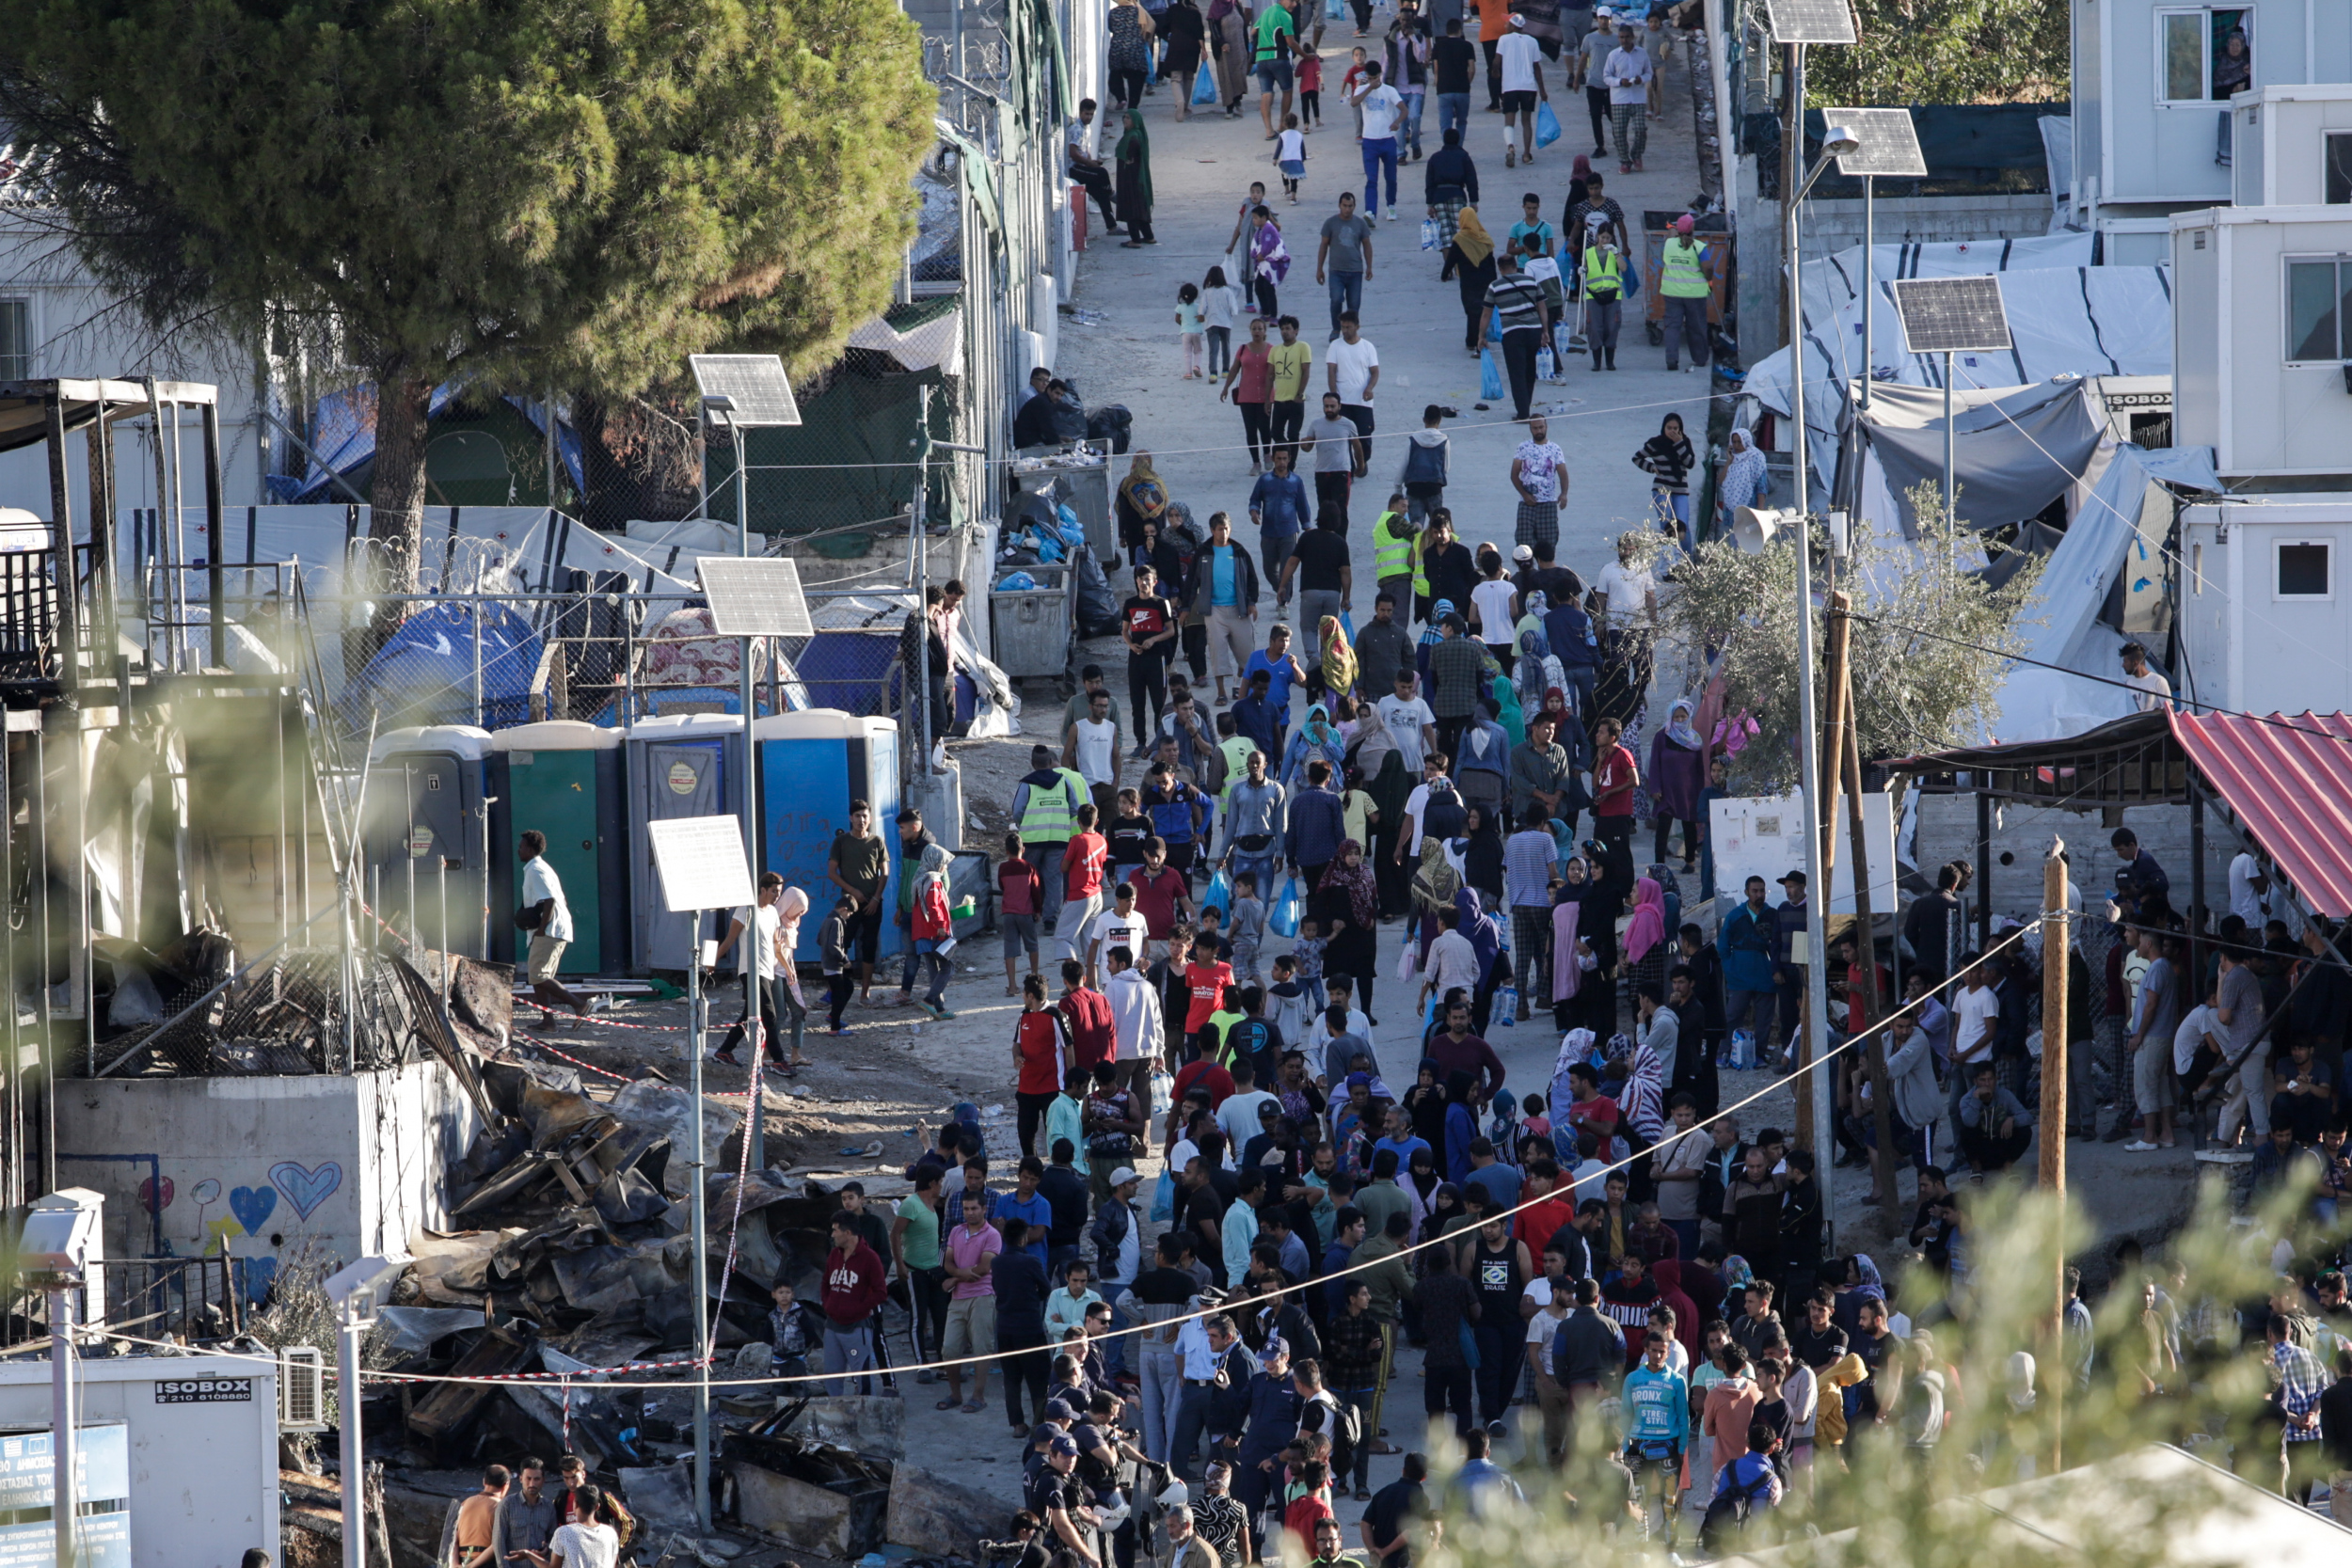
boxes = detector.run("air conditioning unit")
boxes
[278,1346,326,1432]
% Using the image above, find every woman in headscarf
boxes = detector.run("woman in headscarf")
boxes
[1366,724,1416,920]
[1280,701,1346,789]
[1210,0,1249,116]
[1411,837,1462,966]
[1115,452,1168,551]
[1513,623,1557,723]
[1406,1162,1453,1253]
[1414,598,1454,690]
[1564,153,1594,228]
[1715,427,1770,533]
[774,886,813,1070]
[1159,0,1207,119]
[1455,803,1505,910]
[1648,1259,1704,1361]
[1622,1035,1667,1148]
[1440,207,1499,352]
[1833,1253,1886,1339]
[1632,412,1698,552]
[1646,698,1708,871]
[1114,109,1155,246]
[1311,838,1383,1022]
[1549,857,1595,1031]
[1548,1027,1597,1167]
[1621,875,1668,1006]
[911,843,956,1018]
[1405,1057,1448,1150]
[1316,613,1359,705]
[1491,670,1526,746]
[1442,1069,1481,1183]
[1106,0,1156,110]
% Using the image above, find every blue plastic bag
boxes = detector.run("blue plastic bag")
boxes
[1151,1170,1176,1222]
[1193,66,1218,106]
[1269,877,1304,939]
[998,571,1038,591]
[1480,346,1504,401]
[1340,610,1356,641]
[1202,867,1233,917]
[1535,99,1563,150]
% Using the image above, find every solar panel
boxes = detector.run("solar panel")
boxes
[1823,107,1927,178]
[1762,0,1855,43]
[1891,276,2012,355]
[688,354,802,428]
[646,816,755,913]
[699,557,815,639]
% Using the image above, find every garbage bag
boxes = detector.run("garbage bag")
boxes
[1074,546,1122,637]
[1088,404,1135,454]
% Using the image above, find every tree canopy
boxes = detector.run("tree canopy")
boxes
[1804,0,2070,106]
[0,0,933,588]
[1656,485,2039,793]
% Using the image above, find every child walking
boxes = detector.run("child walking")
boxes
[1202,265,1240,376]
[1176,281,1206,378]
[1229,871,1266,983]
[819,895,856,1035]
[1275,115,1308,202]
[1298,49,1325,128]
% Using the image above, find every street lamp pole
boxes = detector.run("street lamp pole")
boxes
[1784,122,1859,1233]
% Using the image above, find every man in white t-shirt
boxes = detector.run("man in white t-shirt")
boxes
[1087,882,1152,985]
[1326,315,1381,470]
[1376,668,1437,772]
[1592,531,1656,627]
[712,872,787,1066]
[1067,687,1122,819]
[517,830,588,1022]
[1494,13,1547,169]
[2228,850,2268,928]
[547,1487,621,1568]
[2119,641,2172,712]
[1947,958,2003,1154]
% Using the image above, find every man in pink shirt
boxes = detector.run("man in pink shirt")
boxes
[939,1191,1003,1413]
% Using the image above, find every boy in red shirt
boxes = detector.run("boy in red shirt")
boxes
[1184,937,1236,1037]
[1056,803,1109,964]
[820,1212,889,1393]
[999,832,1043,997]
[1590,715,1639,865]
[1057,958,1117,1072]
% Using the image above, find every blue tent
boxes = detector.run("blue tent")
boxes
[345,601,543,731]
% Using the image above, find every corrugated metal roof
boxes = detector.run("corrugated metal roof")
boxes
[2169,710,2352,918]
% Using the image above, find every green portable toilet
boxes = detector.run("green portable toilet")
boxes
[487,721,628,974]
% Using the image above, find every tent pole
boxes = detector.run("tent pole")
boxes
[1859,177,1873,413]
[1942,348,1956,557]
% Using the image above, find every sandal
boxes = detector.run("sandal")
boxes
[961,1401,985,1414]
[937,1397,962,1410]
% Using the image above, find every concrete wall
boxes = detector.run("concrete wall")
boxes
[56,1060,481,1286]
[1796,194,2058,253]
[1912,791,2238,933]
[0,1357,280,1568]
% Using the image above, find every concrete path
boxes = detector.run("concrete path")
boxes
[1058,15,1715,604]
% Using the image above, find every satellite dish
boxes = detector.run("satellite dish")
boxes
[1733,507,1788,553]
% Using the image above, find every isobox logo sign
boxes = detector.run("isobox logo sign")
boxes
[154,1377,254,1403]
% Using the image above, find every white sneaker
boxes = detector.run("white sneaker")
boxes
[1386,208,1398,220]
[2122,1140,2158,1152]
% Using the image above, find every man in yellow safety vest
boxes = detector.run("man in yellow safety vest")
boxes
[1658,214,1712,374]
[1581,219,1626,371]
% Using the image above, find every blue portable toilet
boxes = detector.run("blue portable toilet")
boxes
[487,721,629,974]
[365,726,494,958]
[626,713,750,972]
[753,711,904,962]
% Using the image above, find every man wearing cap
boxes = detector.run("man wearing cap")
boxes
[1659,214,1713,373]
[1772,870,1810,1072]
[1494,13,1547,170]
[1233,1337,1304,1528]
[1601,21,1652,172]
[1025,1433,1104,1568]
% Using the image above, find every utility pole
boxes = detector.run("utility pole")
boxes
[1781,43,1804,344]
[2040,840,2071,1470]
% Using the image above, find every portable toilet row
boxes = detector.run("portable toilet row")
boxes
[366,711,904,974]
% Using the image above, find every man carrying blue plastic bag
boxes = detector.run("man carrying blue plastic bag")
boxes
[1494,14,1548,170]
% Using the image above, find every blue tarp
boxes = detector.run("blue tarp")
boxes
[344,601,544,731]
[791,630,903,717]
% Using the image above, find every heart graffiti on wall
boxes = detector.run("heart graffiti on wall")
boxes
[228,1185,278,1234]
[269,1161,344,1221]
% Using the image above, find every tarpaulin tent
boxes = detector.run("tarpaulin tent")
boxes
[345,600,543,731]
[1846,379,2108,537]
[272,385,585,504]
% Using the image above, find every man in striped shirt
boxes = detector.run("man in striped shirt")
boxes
[1478,250,1551,421]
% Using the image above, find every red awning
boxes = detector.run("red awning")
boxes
[2168,710,2352,917]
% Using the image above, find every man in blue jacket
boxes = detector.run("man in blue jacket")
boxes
[1249,446,1312,576]
[1232,1336,1305,1533]
[1542,590,1599,724]
[1717,875,1776,1063]
[1283,758,1348,888]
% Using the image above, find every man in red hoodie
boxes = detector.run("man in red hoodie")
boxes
[821,1213,889,1394]
[1057,959,1118,1073]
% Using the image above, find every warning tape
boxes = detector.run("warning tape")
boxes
[508,1029,757,1101]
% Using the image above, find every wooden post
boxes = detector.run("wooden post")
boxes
[1819,593,1852,877]
[2041,840,2070,1470]
[1842,687,1902,1226]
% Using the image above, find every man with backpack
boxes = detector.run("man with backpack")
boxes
[1698,1420,1784,1551]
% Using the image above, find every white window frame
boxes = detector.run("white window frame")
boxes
[2274,538,2333,601]
[0,296,33,383]
[2154,6,2251,107]
[2281,253,2352,365]
[2327,130,2352,204]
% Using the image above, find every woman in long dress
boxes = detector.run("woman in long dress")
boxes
[1213,0,1250,116]
[1114,109,1156,246]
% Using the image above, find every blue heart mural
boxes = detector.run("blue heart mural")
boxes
[269,1161,343,1222]
[228,1185,278,1234]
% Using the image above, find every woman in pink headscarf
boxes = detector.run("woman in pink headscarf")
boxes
[775,886,811,1070]
[1620,875,1667,1006]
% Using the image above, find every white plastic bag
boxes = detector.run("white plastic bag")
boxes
[1420,217,1441,251]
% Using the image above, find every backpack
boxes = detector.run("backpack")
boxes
[1420,781,1467,842]
[1698,1461,1774,1552]
[1305,1389,1362,1451]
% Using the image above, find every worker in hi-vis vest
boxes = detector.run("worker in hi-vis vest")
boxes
[1658,214,1713,374]
[1580,217,1626,372]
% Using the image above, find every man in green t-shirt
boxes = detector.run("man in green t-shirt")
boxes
[1254,1,1297,141]
[891,1165,948,1372]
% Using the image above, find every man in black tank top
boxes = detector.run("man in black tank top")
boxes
[1466,1214,1534,1428]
